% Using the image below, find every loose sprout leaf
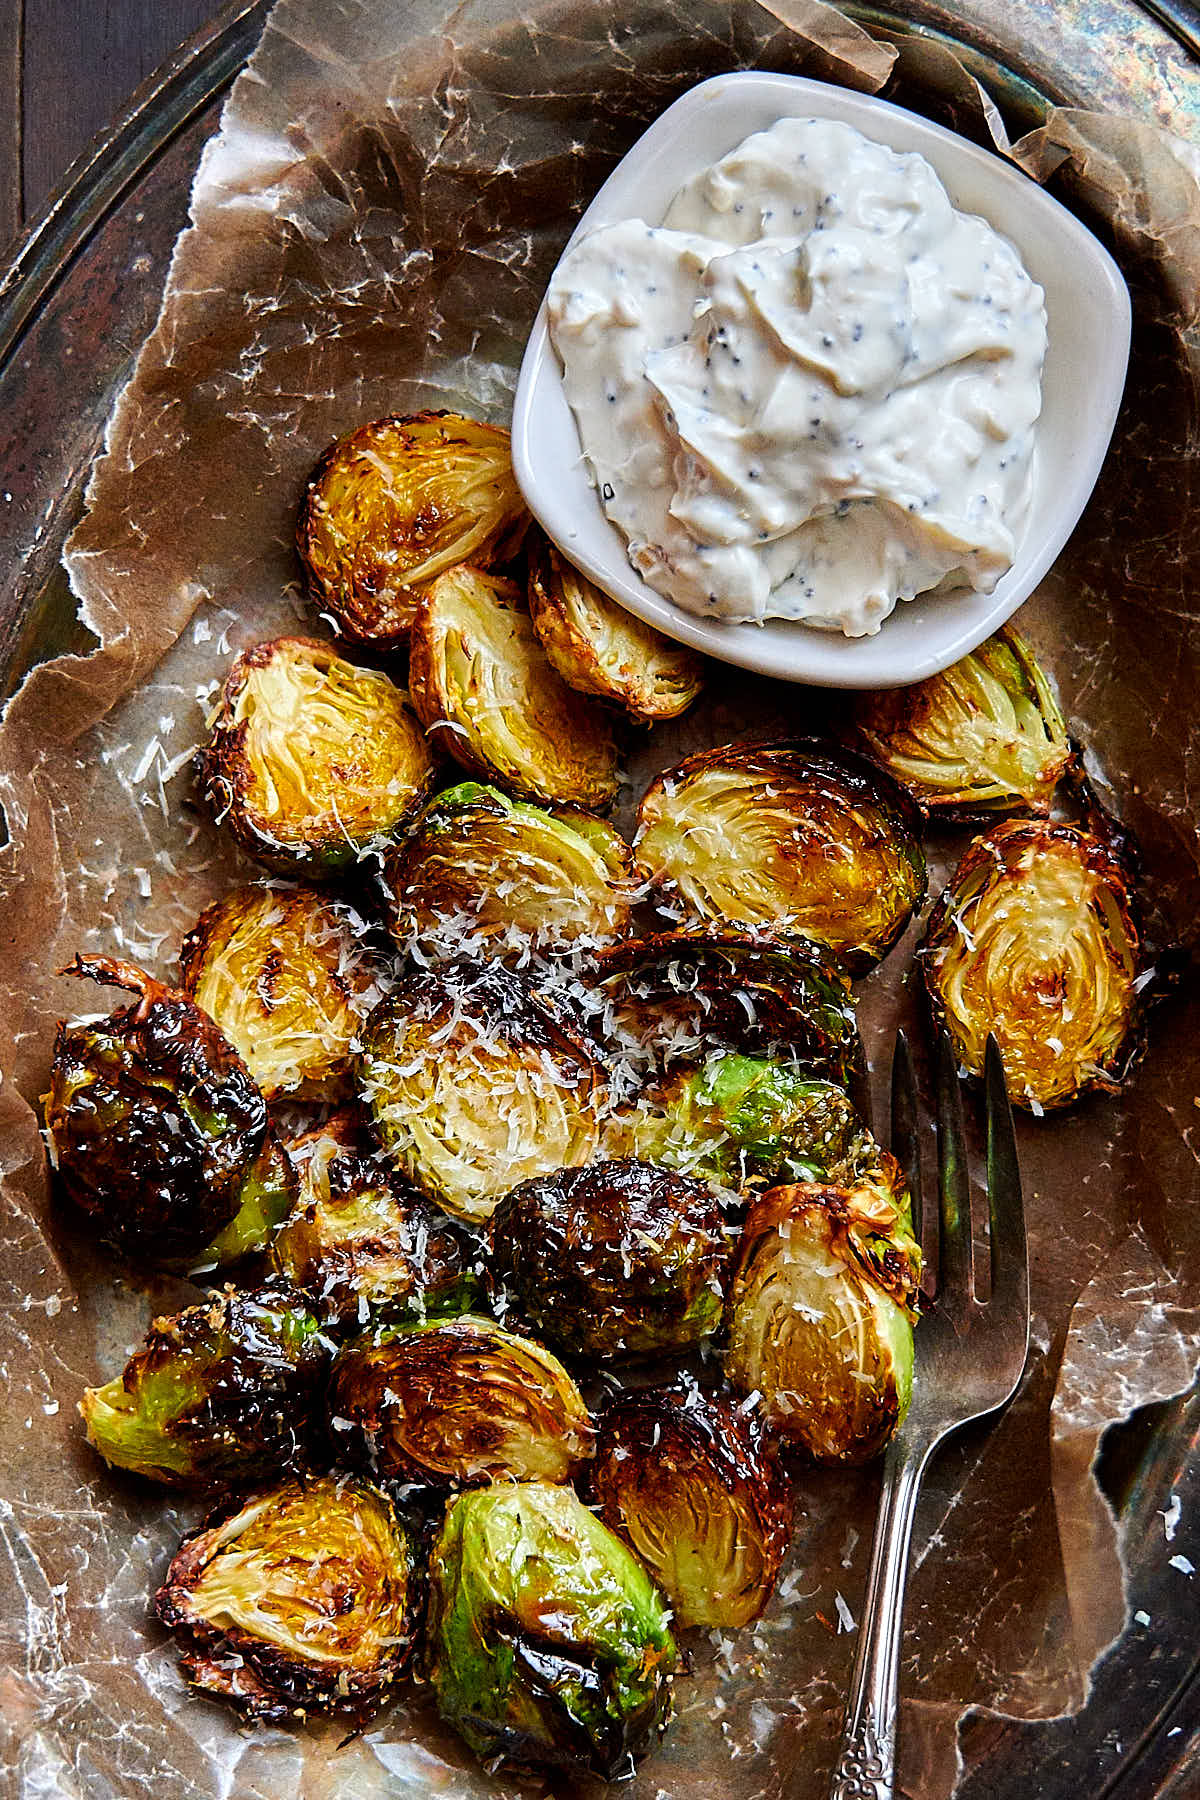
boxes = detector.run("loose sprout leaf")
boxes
[198,636,435,874]
[297,411,529,644]
[921,816,1144,1110]
[408,566,620,808]
[634,739,926,972]
[528,534,705,721]
[852,626,1074,818]
[327,1313,592,1488]
[154,1473,418,1722]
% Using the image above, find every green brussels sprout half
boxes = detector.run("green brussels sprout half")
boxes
[490,1158,734,1361]
[355,965,603,1224]
[852,626,1073,820]
[725,1180,920,1464]
[198,636,435,875]
[635,740,926,972]
[382,782,636,958]
[921,817,1143,1112]
[591,1384,792,1628]
[43,955,296,1270]
[270,1111,470,1329]
[327,1315,592,1490]
[154,1474,418,1721]
[428,1482,676,1779]
[80,1285,327,1488]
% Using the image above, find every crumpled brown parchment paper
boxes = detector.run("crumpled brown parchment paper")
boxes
[0,3,1198,1798]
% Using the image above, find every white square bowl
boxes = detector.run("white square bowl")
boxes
[511,70,1131,689]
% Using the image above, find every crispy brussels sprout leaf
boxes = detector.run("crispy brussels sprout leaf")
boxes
[44,955,295,1269]
[154,1474,417,1721]
[635,740,926,972]
[180,884,385,1101]
[382,782,636,958]
[297,411,529,645]
[271,1111,469,1328]
[528,536,704,721]
[198,637,435,875]
[591,1385,791,1628]
[428,1482,676,1779]
[853,626,1073,819]
[921,817,1143,1111]
[726,1182,919,1463]
[490,1159,733,1360]
[409,567,619,809]
[79,1286,327,1488]
[355,965,603,1223]
[328,1314,592,1489]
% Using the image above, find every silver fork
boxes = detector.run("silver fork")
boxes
[829,1029,1029,1800]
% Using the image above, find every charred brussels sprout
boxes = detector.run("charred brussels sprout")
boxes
[297,411,528,646]
[428,1482,676,1779]
[921,817,1143,1111]
[44,955,295,1269]
[490,1159,733,1360]
[591,1385,791,1628]
[154,1475,417,1721]
[726,1181,920,1464]
[382,782,635,958]
[528,536,704,721]
[355,965,602,1224]
[852,626,1073,819]
[408,566,620,809]
[328,1314,591,1489]
[635,740,926,971]
[270,1111,468,1328]
[179,884,384,1101]
[198,637,435,874]
[80,1286,327,1488]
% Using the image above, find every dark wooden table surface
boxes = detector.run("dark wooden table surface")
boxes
[0,1,220,255]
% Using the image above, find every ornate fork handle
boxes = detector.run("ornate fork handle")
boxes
[829,1434,933,1800]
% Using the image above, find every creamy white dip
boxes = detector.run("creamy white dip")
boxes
[547,117,1048,636]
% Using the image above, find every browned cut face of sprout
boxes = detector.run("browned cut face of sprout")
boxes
[527,534,705,721]
[634,739,926,972]
[851,625,1074,819]
[180,885,386,1101]
[408,566,620,809]
[198,636,435,874]
[921,816,1143,1111]
[297,411,529,646]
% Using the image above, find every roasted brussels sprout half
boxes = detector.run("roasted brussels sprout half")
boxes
[355,965,602,1223]
[154,1474,417,1721]
[591,1385,791,1628]
[603,1051,877,1189]
[408,566,620,809]
[528,536,704,721]
[382,781,636,957]
[596,930,863,1088]
[921,817,1143,1111]
[270,1112,469,1328]
[490,1159,733,1361]
[297,411,528,646]
[44,955,295,1269]
[725,1180,920,1464]
[179,884,384,1101]
[428,1482,676,1779]
[852,626,1073,819]
[328,1314,591,1489]
[198,637,435,874]
[635,740,926,971]
[80,1285,327,1488]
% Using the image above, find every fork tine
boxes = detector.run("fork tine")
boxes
[984,1035,1028,1330]
[934,1028,973,1318]
[890,1029,922,1239]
